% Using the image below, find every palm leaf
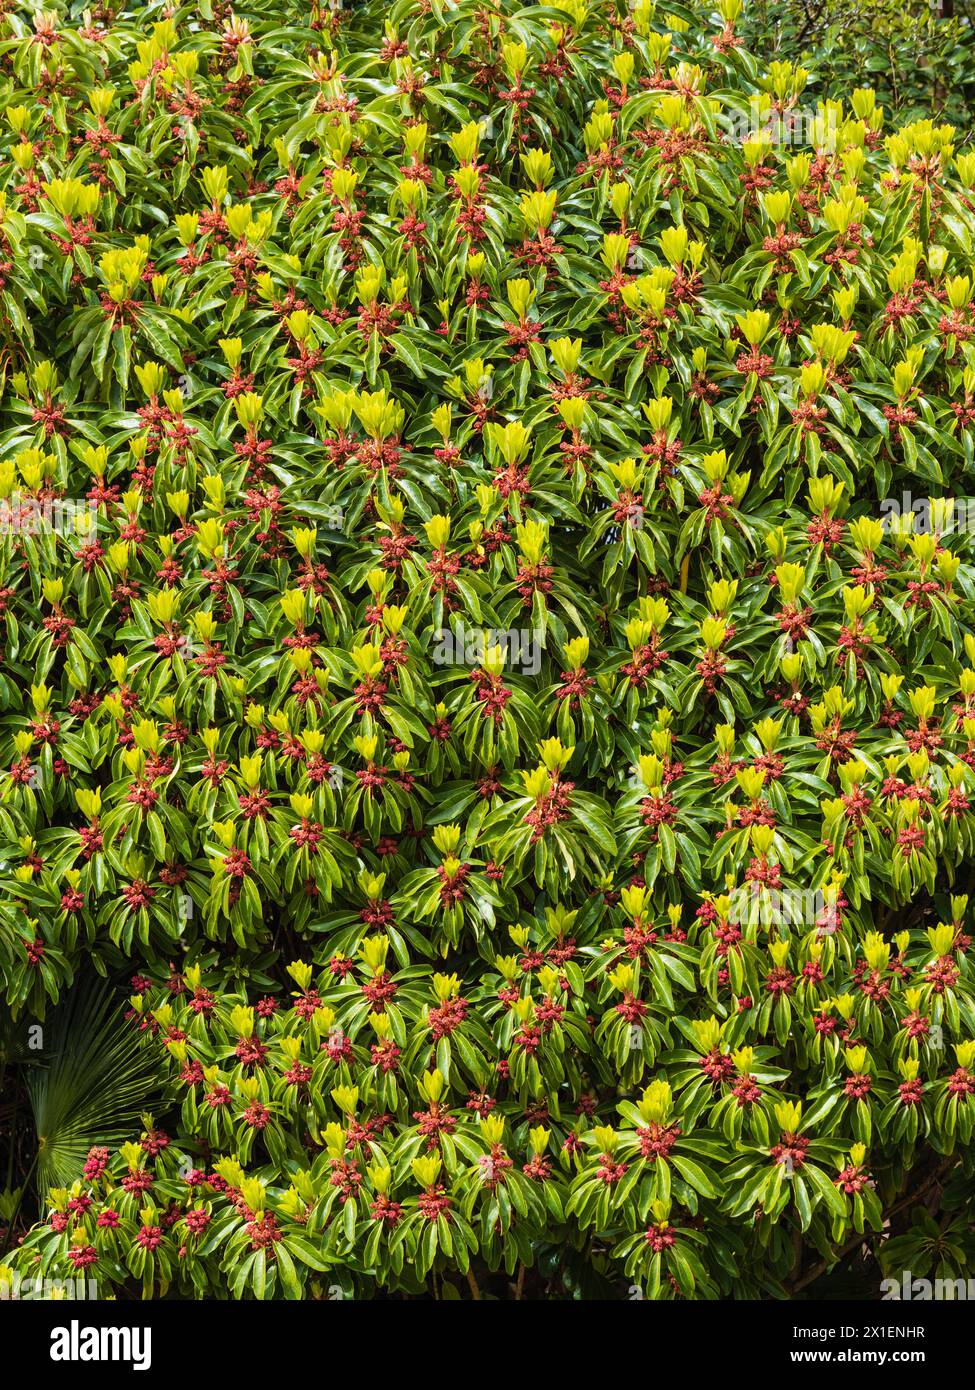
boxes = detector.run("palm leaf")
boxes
[26,979,162,1194]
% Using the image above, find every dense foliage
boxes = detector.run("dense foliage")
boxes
[2,0,975,1301]
[740,0,975,129]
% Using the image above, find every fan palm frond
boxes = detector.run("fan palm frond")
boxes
[26,979,163,1194]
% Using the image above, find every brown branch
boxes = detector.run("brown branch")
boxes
[787,1160,955,1295]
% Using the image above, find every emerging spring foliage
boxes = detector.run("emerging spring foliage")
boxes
[2,0,975,1299]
